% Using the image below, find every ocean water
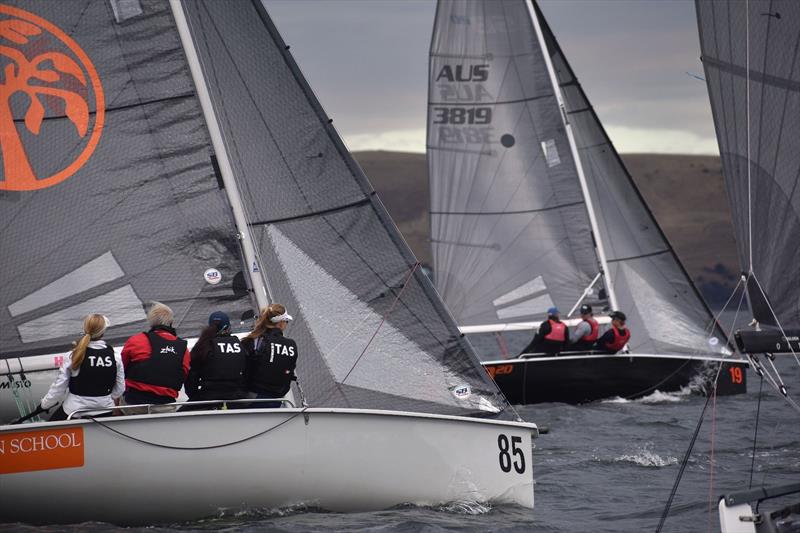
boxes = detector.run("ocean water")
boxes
[4,359,799,532]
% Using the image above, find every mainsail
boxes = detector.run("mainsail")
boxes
[427,0,606,329]
[0,0,510,418]
[0,0,252,358]
[696,0,800,329]
[428,0,724,354]
[536,2,725,354]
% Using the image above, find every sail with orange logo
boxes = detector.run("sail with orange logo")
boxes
[0,1,253,358]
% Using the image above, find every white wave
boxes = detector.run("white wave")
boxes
[602,387,692,405]
[615,443,678,468]
[437,500,492,515]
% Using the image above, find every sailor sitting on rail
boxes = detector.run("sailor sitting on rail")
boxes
[568,304,600,351]
[520,307,569,356]
[595,311,630,354]
[120,302,190,414]
[242,304,298,408]
[184,311,247,408]
[40,314,124,421]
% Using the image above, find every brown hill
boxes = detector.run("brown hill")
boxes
[353,151,740,307]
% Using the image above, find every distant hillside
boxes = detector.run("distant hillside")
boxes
[353,151,739,308]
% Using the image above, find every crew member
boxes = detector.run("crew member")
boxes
[595,310,631,354]
[520,307,569,356]
[121,302,190,413]
[243,304,298,408]
[40,314,124,421]
[185,311,246,407]
[569,304,599,351]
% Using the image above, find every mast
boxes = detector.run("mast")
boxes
[169,0,270,311]
[525,0,620,313]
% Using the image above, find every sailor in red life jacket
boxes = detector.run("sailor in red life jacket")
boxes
[120,302,190,413]
[595,311,631,354]
[569,304,599,351]
[520,307,569,356]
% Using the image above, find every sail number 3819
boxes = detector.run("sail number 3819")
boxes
[497,434,526,474]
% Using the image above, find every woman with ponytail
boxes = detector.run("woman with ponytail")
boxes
[40,314,125,421]
[243,304,299,408]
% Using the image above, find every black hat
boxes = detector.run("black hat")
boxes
[579,304,592,315]
[610,310,627,321]
[208,311,231,333]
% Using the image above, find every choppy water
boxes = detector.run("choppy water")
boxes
[4,359,799,533]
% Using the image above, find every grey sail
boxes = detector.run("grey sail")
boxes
[427,0,607,329]
[536,2,726,354]
[696,0,800,329]
[178,0,511,417]
[0,0,253,359]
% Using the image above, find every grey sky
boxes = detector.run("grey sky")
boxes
[265,0,718,154]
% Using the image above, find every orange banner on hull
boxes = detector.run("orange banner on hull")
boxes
[0,427,84,474]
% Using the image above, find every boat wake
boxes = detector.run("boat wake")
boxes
[434,500,492,515]
[602,387,692,404]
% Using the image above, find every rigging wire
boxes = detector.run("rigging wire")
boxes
[749,373,764,488]
[747,0,753,273]
[706,387,718,533]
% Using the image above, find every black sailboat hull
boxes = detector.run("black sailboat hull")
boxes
[483,354,748,405]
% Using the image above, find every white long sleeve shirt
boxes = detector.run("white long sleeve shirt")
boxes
[40,340,125,416]
[568,320,593,344]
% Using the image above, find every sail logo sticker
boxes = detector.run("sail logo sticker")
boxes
[0,5,105,191]
[0,427,84,474]
[204,268,222,285]
[452,384,472,400]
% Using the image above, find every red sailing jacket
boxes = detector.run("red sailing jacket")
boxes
[603,326,631,353]
[581,318,599,342]
[544,319,566,342]
[122,329,190,399]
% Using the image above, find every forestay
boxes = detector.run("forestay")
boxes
[178,0,511,417]
[427,0,607,329]
[696,0,800,329]
[0,0,253,359]
[536,2,726,354]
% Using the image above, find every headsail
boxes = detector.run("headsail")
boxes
[0,1,253,358]
[696,0,800,329]
[177,0,511,417]
[536,2,726,354]
[427,0,607,329]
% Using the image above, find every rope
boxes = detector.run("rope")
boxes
[746,0,753,272]
[341,262,420,385]
[749,374,764,488]
[87,410,305,450]
[655,389,714,533]
[706,387,718,533]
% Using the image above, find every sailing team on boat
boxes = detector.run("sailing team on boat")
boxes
[37,303,299,420]
[520,306,631,357]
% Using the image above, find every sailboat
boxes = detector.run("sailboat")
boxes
[0,0,537,525]
[426,0,749,404]
[693,0,800,530]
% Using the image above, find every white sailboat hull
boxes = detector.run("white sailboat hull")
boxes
[0,408,536,525]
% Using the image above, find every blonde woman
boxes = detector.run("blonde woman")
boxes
[40,314,125,421]
[243,304,298,408]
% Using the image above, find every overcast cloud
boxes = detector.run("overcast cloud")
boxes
[265,0,718,155]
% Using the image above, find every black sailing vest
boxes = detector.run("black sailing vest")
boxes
[68,346,117,397]
[247,329,298,397]
[126,331,187,391]
[195,335,246,394]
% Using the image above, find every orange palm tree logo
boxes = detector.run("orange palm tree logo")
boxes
[0,4,104,191]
